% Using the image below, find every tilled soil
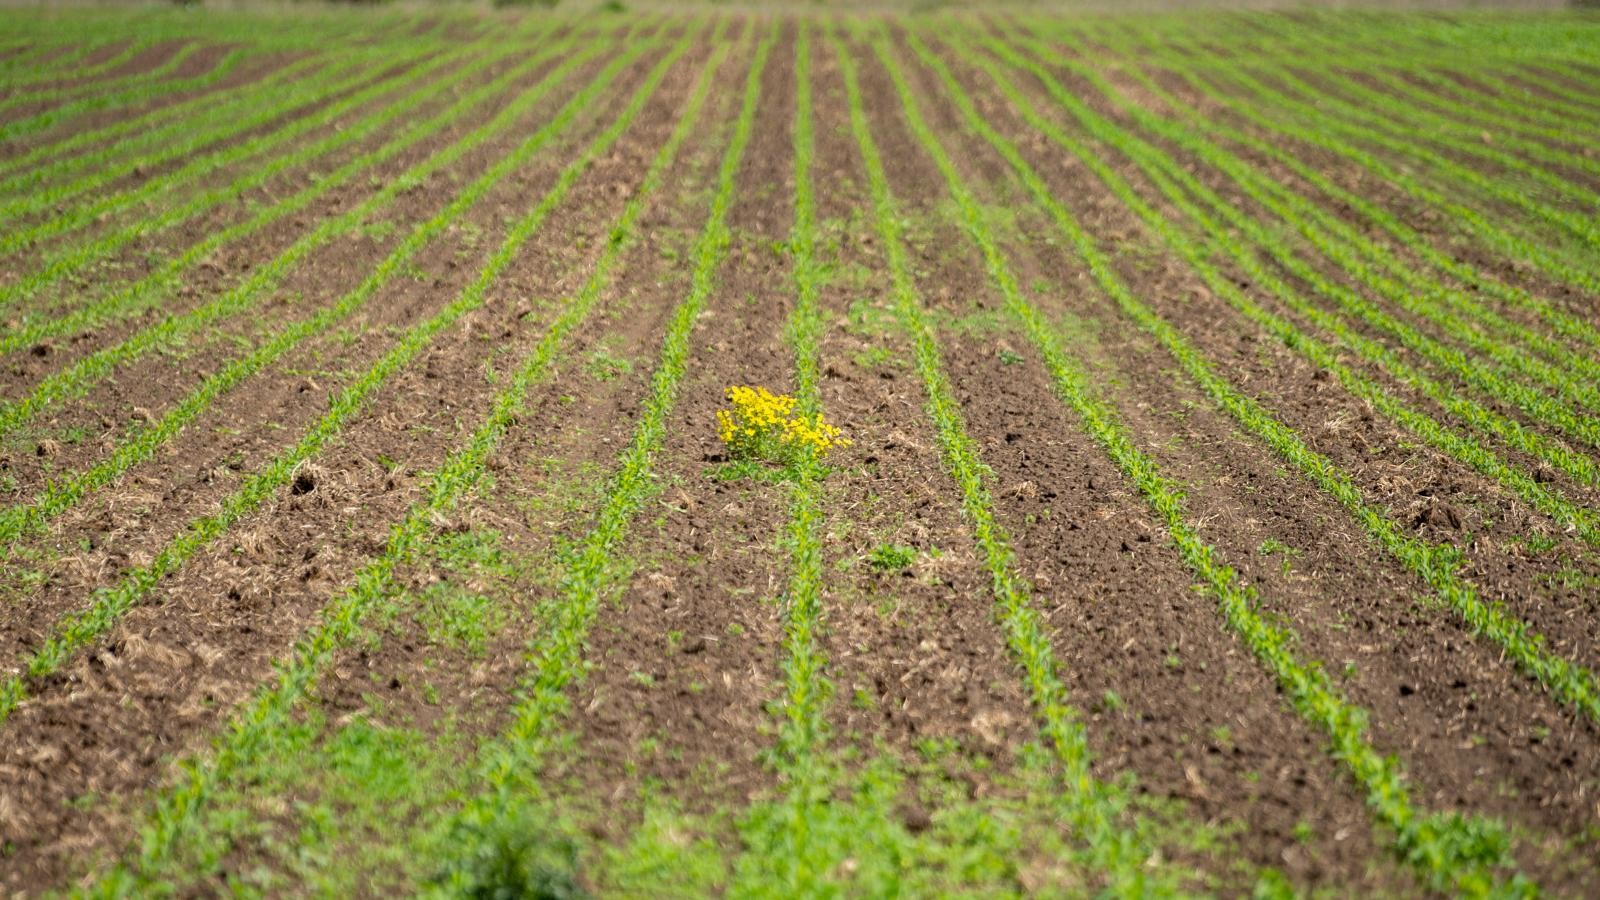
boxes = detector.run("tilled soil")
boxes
[0,38,696,891]
[3,8,1599,897]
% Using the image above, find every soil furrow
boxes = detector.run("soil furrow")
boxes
[0,36,704,893]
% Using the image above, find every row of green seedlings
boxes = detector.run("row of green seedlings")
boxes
[964,26,1600,711]
[993,27,1600,467]
[86,30,724,890]
[0,32,134,83]
[0,31,627,524]
[994,26,1600,547]
[1154,23,1600,190]
[0,34,185,96]
[1118,35,1600,300]
[0,22,574,359]
[421,27,772,897]
[0,53,330,191]
[0,41,214,115]
[1048,15,1600,299]
[1081,13,1600,333]
[1062,30,1600,448]
[1301,59,1600,169]
[833,26,1186,896]
[0,47,385,225]
[0,6,446,116]
[890,26,1537,896]
[0,35,609,548]
[0,41,490,307]
[0,18,501,226]
[726,22,851,891]
[0,48,348,185]
[1227,57,1600,246]
[1081,6,1600,127]
[940,28,1600,722]
[0,4,351,89]
[769,21,831,778]
[0,29,676,726]
[1041,27,1600,421]
[1071,30,1600,380]
[1224,12,1600,136]
[0,6,449,99]
[1,42,258,143]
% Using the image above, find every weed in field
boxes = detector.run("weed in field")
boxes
[866,542,917,572]
[716,385,849,466]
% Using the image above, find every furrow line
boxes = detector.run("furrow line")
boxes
[1080,39,1600,361]
[0,44,250,144]
[0,30,557,361]
[0,30,592,452]
[421,25,771,895]
[83,27,715,890]
[0,30,662,727]
[955,28,1600,724]
[0,44,462,293]
[900,27,1536,897]
[985,32,1600,460]
[834,25,1179,897]
[1031,40,1600,415]
[0,50,368,211]
[988,33,1600,523]
[0,41,205,116]
[0,52,328,184]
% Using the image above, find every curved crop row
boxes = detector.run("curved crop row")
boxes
[1033,18,1600,302]
[0,31,594,446]
[1071,37,1600,365]
[84,29,716,890]
[0,32,665,727]
[0,32,553,359]
[0,41,206,116]
[900,28,1534,897]
[0,51,368,211]
[1232,60,1600,227]
[996,32,1600,464]
[949,29,1600,724]
[1038,86,1600,511]
[0,45,463,300]
[0,53,330,187]
[0,34,168,93]
[1230,14,1600,137]
[424,27,772,896]
[1043,50,1600,421]
[834,26,1179,897]
[1166,63,1600,298]
[0,44,250,144]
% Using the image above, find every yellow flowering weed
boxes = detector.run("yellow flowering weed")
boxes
[717,385,849,465]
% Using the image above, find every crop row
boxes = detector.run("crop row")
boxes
[0,27,664,726]
[834,24,1177,895]
[0,31,601,554]
[0,44,468,308]
[427,23,765,893]
[1013,23,1600,483]
[0,26,563,360]
[891,26,1538,894]
[89,26,719,890]
[959,25,1600,723]
[1098,28,1600,300]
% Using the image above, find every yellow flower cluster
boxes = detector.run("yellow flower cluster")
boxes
[717,385,849,463]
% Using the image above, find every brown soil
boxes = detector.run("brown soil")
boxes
[0,44,580,470]
[0,40,692,892]
[907,31,1600,893]
[3,10,1599,898]
[861,32,1410,892]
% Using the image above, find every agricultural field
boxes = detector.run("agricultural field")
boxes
[1,1,1599,895]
